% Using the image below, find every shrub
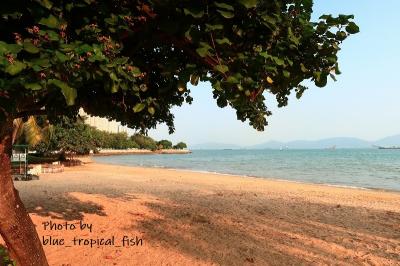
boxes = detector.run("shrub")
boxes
[173,142,187,149]
[157,140,173,149]
[131,134,157,151]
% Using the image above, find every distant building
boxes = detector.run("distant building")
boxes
[79,109,128,134]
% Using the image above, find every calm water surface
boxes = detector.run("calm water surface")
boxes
[93,149,400,191]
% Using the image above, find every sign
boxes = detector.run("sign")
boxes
[11,153,27,162]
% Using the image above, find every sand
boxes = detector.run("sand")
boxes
[5,163,400,265]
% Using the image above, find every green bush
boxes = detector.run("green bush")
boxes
[131,134,157,151]
[157,140,173,149]
[173,142,187,149]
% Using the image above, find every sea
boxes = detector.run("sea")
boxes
[93,149,400,191]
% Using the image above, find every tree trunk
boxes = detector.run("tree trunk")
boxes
[0,119,49,266]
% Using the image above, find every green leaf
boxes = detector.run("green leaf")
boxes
[335,63,341,75]
[0,41,8,55]
[300,63,308,72]
[216,38,232,45]
[238,0,257,9]
[214,2,234,11]
[0,42,22,55]
[111,82,119,93]
[273,57,285,66]
[32,58,51,68]
[206,24,224,31]
[55,51,69,62]
[38,0,53,9]
[314,72,328,87]
[23,40,39,54]
[39,15,60,29]
[346,22,360,34]
[24,83,42,90]
[183,8,204,18]
[213,81,222,91]
[5,61,26,75]
[148,106,155,115]
[45,30,60,41]
[75,44,92,54]
[109,72,119,81]
[214,64,229,73]
[133,103,146,113]
[217,10,234,19]
[48,79,77,105]
[226,76,239,83]
[288,27,299,45]
[336,31,347,41]
[283,70,290,78]
[130,66,142,77]
[196,47,211,57]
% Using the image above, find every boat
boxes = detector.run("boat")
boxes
[376,146,400,149]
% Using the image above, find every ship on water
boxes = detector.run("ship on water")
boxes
[374,145,400,149]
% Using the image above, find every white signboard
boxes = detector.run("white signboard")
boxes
[11,153,26,162]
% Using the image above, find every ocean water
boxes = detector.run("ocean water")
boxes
[93,149,400,191]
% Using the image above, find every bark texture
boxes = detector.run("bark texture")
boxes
[0,119,49,266]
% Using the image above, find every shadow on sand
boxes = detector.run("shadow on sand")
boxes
[20,182,136,221]
[129,190,400,265]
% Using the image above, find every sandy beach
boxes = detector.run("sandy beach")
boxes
[7,162,400,265]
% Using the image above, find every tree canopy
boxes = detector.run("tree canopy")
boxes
[174,142,188,150]
[0,1,358,265]
[157,139,173,149]
[0,0,358,134]
[131,133,158,150]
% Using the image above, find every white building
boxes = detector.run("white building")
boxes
[79,109,128,134]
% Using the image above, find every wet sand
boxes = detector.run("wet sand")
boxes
[9,163,400,265]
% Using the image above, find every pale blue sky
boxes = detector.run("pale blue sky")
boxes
[146,0,400,146]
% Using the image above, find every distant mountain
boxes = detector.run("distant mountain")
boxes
[247,140,285,149]
[190,142,242,150]
[191,135,400,150]
[250,137,371,149]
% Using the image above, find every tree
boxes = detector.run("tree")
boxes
[47,117,97,156]
[0,0,358,264]
[174,142,188,150]
[157,139,173,149]
[131,134,158,151]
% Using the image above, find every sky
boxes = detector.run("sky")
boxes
[145,0,400,147]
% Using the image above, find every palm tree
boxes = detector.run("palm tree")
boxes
[12,116,52,147]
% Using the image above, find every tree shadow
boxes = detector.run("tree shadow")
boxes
[18,181,136,221]
[23,193,106,220]
[129,190,400,265]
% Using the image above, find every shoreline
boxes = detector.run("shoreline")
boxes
[91,148,191,156]
[90,160,400,194]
